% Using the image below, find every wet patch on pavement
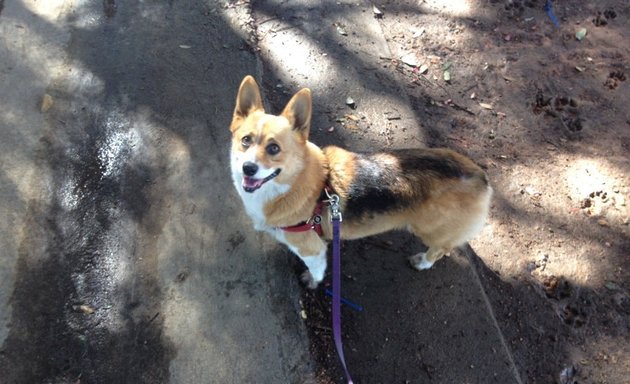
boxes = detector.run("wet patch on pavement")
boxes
[0,100,175,382]
[0,2,178,376]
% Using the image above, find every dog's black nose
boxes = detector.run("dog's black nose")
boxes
[242,162,258,177]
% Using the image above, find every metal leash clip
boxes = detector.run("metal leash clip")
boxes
[325,189,342,222]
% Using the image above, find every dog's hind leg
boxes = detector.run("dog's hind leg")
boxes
[409,247,450,270]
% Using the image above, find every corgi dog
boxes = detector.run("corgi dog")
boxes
[230,76,492,288]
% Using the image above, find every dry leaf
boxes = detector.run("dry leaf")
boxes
[41,94,53,112]
[401,53,419,67]
[575,28,587,41]
[336,25,348,36]
[79,305,94,314]
[411,27,425,38]
[345,122,359,130]
[605,281,620,291]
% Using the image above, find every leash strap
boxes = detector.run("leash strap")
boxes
[282,187,353,382]
[330,198,353,383]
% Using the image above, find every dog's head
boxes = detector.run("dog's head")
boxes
[230,76,312,193]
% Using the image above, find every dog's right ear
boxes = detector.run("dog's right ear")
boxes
[232,76,263,131]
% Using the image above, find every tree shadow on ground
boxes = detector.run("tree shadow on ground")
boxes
[251,0,630,382]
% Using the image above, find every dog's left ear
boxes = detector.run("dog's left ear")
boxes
[281,88,312,140]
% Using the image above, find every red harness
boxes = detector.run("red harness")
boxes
[279,187,333,236]
[280,201,325,236]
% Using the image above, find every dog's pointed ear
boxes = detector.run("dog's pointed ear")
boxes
[281,88,312,140]
[232,76,263,130]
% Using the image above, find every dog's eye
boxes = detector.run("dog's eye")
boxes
[241,135,252,148]
[266,143,281,155]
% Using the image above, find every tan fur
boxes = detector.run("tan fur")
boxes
[230,76,492,287]
[263,141,328,227]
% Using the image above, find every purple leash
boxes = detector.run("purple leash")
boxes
[329,193,354,384]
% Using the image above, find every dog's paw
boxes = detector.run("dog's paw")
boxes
[409,252,434,270]
[300,271,320,289]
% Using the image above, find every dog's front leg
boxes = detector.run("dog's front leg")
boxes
[277,231,328,289]
[297,249,327,289]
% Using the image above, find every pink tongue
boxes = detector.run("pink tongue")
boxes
[243,176,264,189]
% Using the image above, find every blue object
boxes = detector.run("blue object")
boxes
[325,288,364,312]
[545,0,560,27]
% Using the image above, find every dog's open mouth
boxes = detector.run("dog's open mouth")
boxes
[242,168,281,193]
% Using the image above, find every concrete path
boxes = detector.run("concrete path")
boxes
[1,1,522,383]
[1,1,312,382]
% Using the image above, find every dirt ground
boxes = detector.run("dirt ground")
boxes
[378,3,630,382]
[254,1,630,383]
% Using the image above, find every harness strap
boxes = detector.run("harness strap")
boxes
[279,201,324,236]
[279,186,332,236]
